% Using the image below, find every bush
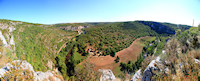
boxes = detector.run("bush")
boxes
[75,61,101,81]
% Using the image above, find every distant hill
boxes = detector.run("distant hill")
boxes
[67,21,191,56]
[138,21,191,34]
[54,21,191,35]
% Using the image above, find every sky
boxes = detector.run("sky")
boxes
[0,0,200,26]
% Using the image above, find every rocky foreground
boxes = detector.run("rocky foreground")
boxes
[0,60,63,81]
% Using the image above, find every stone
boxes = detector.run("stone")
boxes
[142,57,161,81]
[131,69,142,81]
[34,71,61,81]
[99,69,116,81]
[0,60,62,81]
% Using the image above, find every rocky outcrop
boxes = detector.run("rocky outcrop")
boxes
[99,69,116,81]
[131,69,142,81]
[138,21,175,34]
[194,58,200,63]
[58,25,90,35]
[0,22,16,33]
[0,30,8,47]
[0,60,62,81]
[58,25,90,31]
[35,71,61,81]
[142,57,161,81]
[0,22,17,53]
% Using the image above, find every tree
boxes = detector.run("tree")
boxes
[128,61,131,64]
[115,56,120,63]
[110,48,116,57]
[177,32,190,53]
[110,52,115,57]
[67,55,75,76]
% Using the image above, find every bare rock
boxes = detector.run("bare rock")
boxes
[99,69,116,81]
[131,69,142,81]
[142,57,161,81]
[34,71,61,81]
[0,30,8,47]
[0,60,62,81]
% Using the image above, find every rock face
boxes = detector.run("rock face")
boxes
[142,57,161,81]
[58,25,90,31]
[131,69,142,81]
[0,22,17,54]
[0,30,8,47]
[99,69,116,81]
[35,71,61,81]
[58,25,90,35]
[194,58,200,63]
[138,21,175,34]
[0,60,35,77]
[0,60,62,81]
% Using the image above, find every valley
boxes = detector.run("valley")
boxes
[0,19,198,81]
[0,0,199,80]
[87,36,156,74]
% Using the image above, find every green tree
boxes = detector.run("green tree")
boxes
[115,56,120,63]
[67,55,75,76]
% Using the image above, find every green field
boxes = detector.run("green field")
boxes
[114,66,124,77]
[141,36,156,42]
[138,36,156,46]
[73,47,84,65]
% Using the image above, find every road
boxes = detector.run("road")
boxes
[153,39,160,56]
[144,38,160,58]
[56,42,68,56]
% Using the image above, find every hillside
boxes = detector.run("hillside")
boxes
[138,21,191,34]
[72,21,190,57]
[0,19,78,72]
[0,19,195,81]
[55,21,191,80]
[131,25,200,81]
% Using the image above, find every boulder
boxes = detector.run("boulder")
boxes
[131,69,142,81]
[34,71,61,81]
[99,69,116,81]
[142,57,161,81]
[0,60,62,81]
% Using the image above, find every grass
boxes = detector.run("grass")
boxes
[141,36,156,42]
[138,36,156,46]
[74,52,83,62]
[76,65,83,69]
[114,66,123,76]
[73,47,84,65]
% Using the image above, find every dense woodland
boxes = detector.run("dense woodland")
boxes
[75,21,158,56]
[10,21,77,71]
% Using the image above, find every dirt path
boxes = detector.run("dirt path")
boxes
[78,36,149,73]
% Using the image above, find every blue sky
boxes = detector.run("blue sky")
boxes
[0,0,200,26]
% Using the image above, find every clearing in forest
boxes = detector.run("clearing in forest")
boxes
[78,36,156,75]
